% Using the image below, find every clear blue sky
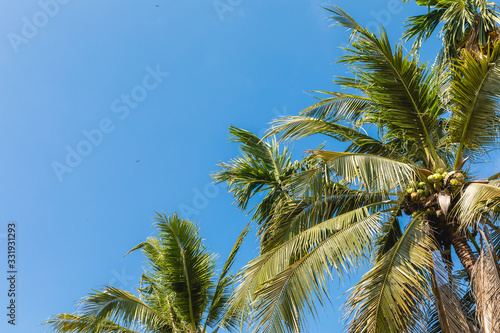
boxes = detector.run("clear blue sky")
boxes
[1,1,498,332]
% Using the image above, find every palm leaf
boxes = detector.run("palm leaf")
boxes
[345,217,436,333]
[227,205,387,333]
[78,287,170,332]
[44,313,142,333]
[153,213,216,329]
[311,150,416,192]
[326,5,442,165]
[448,41,500,167]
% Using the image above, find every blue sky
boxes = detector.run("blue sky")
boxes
[1,1,499,332]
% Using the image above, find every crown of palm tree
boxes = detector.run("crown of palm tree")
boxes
[45,213,249,333]
[215,4,500,332]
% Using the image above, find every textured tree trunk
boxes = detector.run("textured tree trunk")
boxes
[448,225,477,277]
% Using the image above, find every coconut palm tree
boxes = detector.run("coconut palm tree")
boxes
[44,213,249,333]
[404,0,500,70]
[216,6,500,333]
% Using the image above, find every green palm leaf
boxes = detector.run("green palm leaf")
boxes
[448,41,500,167]
[311,150,416,192]
[227,205,389,333]
[327,6,442,165]
[79,287,171,331]
[44,313,142,333]
[152,213,215,329]
[346,217,436,333]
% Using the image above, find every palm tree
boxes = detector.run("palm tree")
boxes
[44,213,249,333]
[215,6,500,333]
[403,0,500,68]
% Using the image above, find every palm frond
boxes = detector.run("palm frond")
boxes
[448,41,500,167]
[326,5,442,165]
[457,181,500,229]
[265,116,396,157]
[78,287,170,332]
[471,228,500,332]
[153,213,216,329]
[430,253,473,333]
[227,205,386,333]
[345,217,436,333]
[44,313,142,333]
[311,150,416,192]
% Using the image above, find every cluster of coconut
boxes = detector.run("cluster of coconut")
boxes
[403,168,467,216]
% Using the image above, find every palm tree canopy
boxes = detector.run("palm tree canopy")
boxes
[45,213,249,333]
[216,4,500,333]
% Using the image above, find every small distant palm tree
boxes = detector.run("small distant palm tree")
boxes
[44,213,249,333]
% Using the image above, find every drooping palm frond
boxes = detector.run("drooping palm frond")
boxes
[226,205,388,333]
[457,181,500,229]
[430,253,473,333]
[311,150,416,193]
[265,115,397,158]
[44,313,142,333]
[471,228,500,332]
[345,217,436,333]
[448,41,500,167]
[298,91,374,121]
[78,287,171,332]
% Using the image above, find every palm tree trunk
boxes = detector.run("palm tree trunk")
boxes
[448,225,477,277]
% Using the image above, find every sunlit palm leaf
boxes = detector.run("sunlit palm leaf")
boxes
[227,206,387,333]
[153,213,215,328]
[44,313,141,333]
[79,287,170,331]
[457,181,500,229]
[346,217,436,333]
[448,41,500,167]
[311,150,416,192]
[327,6,441,165]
